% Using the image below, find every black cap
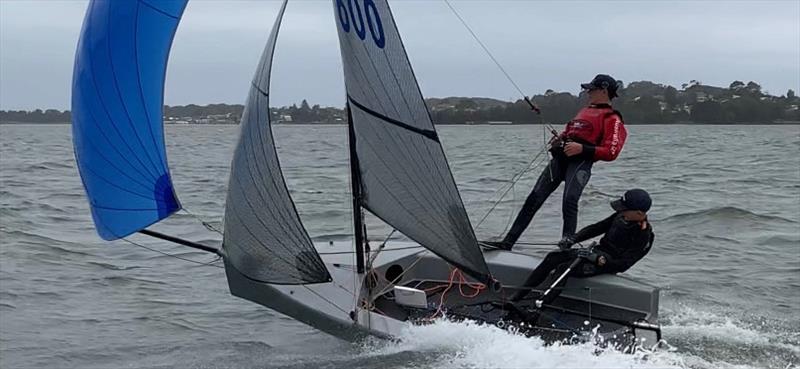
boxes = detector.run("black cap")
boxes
[611,189,652,212]
[581,74,620,98]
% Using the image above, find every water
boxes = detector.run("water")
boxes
[1,124,798,368]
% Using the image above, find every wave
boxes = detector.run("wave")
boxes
[755,234,800,246]
[660,305,800,367]
[1,230,93,256]
[659,206,796,225]
[355,319,695,369]
[86,261,144,271]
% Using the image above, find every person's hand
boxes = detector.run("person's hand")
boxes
[576,248,598,264]
[564,142,583,156]
[557,235,576,250]
[597,255,607,266]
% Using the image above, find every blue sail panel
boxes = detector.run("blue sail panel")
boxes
[71,0,187,240]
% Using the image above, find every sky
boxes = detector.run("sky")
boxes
[1,0,798,111]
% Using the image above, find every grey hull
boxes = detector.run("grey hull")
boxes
[224,240,660,344]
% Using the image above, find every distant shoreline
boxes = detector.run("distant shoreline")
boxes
[3,121,799,126]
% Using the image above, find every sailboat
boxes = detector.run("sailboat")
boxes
[71,0,661,349]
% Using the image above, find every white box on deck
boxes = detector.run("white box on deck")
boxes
[393,286,428,309]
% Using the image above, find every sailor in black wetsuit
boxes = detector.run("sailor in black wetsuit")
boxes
[511,189,654,303]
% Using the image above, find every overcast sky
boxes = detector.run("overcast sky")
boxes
[1,0,798,110]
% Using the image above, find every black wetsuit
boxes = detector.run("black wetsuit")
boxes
[512,212,654,303]
[503,151,593,245]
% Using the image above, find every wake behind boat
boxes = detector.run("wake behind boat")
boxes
[70,0,660,351]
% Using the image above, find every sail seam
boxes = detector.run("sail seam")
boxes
[359,38,454,203]
[345,37,398,122]
[138,0,180,20]
[103,6,166,178]
[383,0,486,279]
[376,49,454,200]
[352,110,453,213]
[226,202,316,282]
[251,82,269,97]
[228,169,324,279]
[356,38,405,121]
[236,107,308,250]
[81,165,167,203]
[82,138,160,193]
[249,89,311,247]
[77,87,159,182]
[380,5,463,210]
[348,96,439,142]
[84,23,162,181]
[354,130,456,242]
[227,188,313,280]
[133,1,171,176]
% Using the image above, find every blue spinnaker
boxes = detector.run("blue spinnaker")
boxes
[71,0,187,240]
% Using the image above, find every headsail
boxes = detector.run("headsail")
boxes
[72,0,187,240]
[223,0,331,284]
[332,0,491,282]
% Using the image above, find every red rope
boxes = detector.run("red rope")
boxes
[424,268,490,319]
[454,269,485,298]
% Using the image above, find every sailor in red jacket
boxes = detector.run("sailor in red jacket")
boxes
[488,74,627,250]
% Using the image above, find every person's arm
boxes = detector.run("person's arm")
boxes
[573,214,615,243]
[600,231,654,272]
[582,113,627,161]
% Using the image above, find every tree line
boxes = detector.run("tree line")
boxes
[2,80,798,124]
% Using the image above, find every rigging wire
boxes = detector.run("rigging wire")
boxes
[317,244,424,255]
[302,285,350,316]
[443,0,559,235]
[182,208,223,235]
[443,0,532,107]
[120,237,223,268]
[474,145,549,230]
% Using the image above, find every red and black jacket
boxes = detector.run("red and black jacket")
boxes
[560,103,627,162]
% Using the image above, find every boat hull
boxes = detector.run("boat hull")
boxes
[224,240,660,347]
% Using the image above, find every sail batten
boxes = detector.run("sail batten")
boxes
[334,0,491,282]
[348,96,438,141]
[222,0,331,284]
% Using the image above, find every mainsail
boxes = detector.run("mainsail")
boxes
[332,0,491,282]
[223,0,331,284]
[72,0,187,240]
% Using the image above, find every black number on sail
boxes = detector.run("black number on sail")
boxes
[336,0,385,48]
[364,0,385,48]
[336,0,350,32]
[348,0,366,40]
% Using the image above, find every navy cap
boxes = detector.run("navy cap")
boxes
[581,74,620,98]
[611,189,652,212]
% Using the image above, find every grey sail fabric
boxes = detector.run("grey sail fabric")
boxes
[223,0,331,284]
[332,0,491,282]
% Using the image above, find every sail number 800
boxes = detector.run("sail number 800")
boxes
[336,0,385,49]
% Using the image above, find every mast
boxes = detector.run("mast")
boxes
[347,104,367,274]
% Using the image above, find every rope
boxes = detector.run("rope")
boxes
[182,208,223,235]
[367,229,397,268]
[120,237,223,268]
[370,251,428,301]
[317,244,424,255]
[455,269,486,298]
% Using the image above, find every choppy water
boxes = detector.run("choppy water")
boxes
[1,124,798,369]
